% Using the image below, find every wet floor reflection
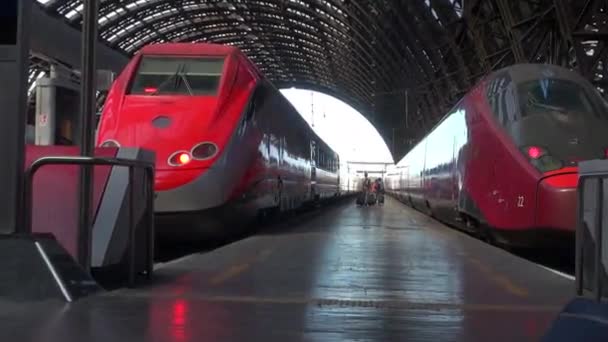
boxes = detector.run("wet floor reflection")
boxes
[0,198,573,341]
[303,200,465,340]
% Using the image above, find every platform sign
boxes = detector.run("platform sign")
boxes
[0,0,19,45]
[39,113,48,127]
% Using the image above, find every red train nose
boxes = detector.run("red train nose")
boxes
[155,168,208,191]
[535,172,578,232]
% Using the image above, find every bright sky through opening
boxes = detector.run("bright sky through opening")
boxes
[281,89,394,164]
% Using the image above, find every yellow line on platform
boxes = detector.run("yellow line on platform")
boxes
[492,274,529,297]
[468,257,529,298]
[208,248,274,286]
[209,263,251,285]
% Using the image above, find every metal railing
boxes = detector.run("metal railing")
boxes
[22,156,155,287]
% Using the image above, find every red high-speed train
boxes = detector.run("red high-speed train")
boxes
[385,64,608,248]
[96,43,343,239]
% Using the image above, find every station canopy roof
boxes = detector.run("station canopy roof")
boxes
[32,0,608,161]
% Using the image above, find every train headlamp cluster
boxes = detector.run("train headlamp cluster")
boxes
[168,142,219,167]
[100,139,121,148]
[191,142,218,160]
[168,151,191,166]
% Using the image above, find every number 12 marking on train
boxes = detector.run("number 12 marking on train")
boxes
[517,196,525,207]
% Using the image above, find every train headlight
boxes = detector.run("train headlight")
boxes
[100,139,120,148]
[191,142,218,160]
[168,151,192,166]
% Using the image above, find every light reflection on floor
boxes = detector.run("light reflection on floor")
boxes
[302,200,465,340]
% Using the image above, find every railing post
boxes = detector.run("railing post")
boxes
[77,0,100,270]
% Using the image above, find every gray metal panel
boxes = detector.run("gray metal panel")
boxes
[29,3,128,72]
[91,148,154,267]
[580,160,608,176]
[0,0,30,234]
[578,161,608,297]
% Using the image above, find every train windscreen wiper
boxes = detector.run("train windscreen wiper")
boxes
[527,96,567,113]
[149,64,185,96]
[179,63,194,96]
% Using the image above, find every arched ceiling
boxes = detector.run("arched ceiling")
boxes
[31,0,608,162]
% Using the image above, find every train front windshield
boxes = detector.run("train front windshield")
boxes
[128,56,225,96]
[505,78,608,172]
[518,79,607,121]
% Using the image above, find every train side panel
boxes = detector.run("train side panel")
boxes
[386,64,603,248]
[385,84,545,240]
[453,88,531,237]
[241,79,339,212]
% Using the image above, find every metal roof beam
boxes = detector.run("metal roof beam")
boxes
[30,2,128,72]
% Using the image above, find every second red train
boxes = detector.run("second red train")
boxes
[385,63,608,248]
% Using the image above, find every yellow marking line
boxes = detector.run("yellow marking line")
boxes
[209,263,251,285]
[492,274,529,297]
[208,248,274,286]
[468,257,529,297]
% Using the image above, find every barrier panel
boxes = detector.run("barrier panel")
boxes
[576,160,608,299]
[23,153,154,287]
[542,159,608,341]
[24,146,115,259]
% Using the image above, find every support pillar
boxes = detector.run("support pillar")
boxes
[78,0,100,269]
[0,0,30,234]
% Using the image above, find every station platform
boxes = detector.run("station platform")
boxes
[1,197,573,341]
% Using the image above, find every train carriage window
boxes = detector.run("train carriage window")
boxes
[129,56,225,96]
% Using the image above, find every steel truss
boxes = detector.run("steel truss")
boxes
[30,0,608,161]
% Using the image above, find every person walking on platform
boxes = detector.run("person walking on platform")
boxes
[375,178,385,206]
[362,172,372,206]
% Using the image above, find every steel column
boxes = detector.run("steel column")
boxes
[77,0,99,268]
[0,0,30,234]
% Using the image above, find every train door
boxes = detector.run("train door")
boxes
[310,140,317,200]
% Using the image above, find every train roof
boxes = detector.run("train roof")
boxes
[484,63,588,86]
[135,42,265,82]
[136,42,239,57]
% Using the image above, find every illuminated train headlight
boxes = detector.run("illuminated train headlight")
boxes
[191,142,218,160]
[100,139,120,148]
[168,151,192,166]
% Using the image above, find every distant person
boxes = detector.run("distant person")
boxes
[378,178,385,191]
[375,178,385,205]
[363,172,372,206]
